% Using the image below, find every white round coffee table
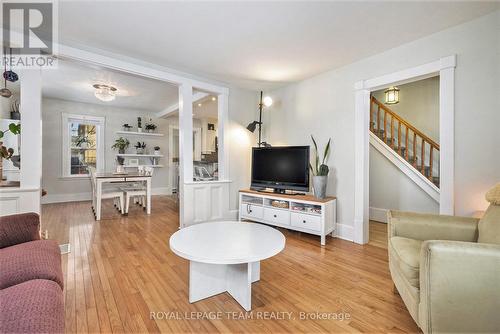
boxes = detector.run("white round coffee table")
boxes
[169,221,285,311]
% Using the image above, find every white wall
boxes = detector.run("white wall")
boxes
[227,86,259,212]
[41,97,172,203]
[372,76,440,143]
[265,12,500,234]
[369,147,439,216]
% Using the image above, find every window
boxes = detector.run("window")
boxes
[62,114,105,177]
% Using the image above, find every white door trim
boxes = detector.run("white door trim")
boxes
[353,55,456,244]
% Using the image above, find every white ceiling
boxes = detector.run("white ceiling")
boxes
[57,1,499,89]
[41,58,179,112]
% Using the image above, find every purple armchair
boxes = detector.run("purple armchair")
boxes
[0,213,64,334]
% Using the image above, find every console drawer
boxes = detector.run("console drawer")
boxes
[240,203,263,220]
[263,207,290,226]
[290,212,321,231]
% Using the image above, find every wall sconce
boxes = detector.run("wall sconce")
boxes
[246,91,273,147]
[384,86,400,104]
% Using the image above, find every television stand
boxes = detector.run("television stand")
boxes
[239,189,337,246]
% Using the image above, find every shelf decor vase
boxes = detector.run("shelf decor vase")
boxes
[312,175,327,199]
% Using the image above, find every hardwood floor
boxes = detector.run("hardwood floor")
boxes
[368,221,388,250]
[41,196,419,333]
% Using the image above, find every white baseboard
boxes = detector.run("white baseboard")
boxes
[369,207,388,223]
[42,192,91,204]
[227,209,239,220]
[334,223,354,241]
[42,187,172,204]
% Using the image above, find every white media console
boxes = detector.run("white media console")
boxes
[238,189,337,245]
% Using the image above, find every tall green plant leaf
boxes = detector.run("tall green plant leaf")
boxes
[322,138,331,164]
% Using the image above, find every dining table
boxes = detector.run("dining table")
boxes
[94,171,152,220]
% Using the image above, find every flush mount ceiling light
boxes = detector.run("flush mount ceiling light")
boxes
[93,84,117,102]
[384,86,400,104]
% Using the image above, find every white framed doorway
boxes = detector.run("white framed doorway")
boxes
[353,55,456,244]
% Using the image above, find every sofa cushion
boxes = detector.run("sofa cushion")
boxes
[0,279,64,334]
[0,239,63,290]
[389,236,422,288]
[477,205,500,245]
[0,212,40,249]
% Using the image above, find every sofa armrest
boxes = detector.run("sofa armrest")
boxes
[419,240,500,333]
[387,210,478,242]
[0,213,41,249]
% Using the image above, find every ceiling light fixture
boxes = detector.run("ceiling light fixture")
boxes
[384,86,400,104]
[93,84,117,102]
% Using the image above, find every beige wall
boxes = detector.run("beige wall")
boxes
[372,76,440,143]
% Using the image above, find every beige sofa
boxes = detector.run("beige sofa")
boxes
[388,184,500,333]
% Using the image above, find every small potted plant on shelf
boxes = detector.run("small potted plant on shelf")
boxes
[309,135,331,199]
[135,141,146,154]
[137,117,142,133]
[145,120,157,133]
[154,146,161,155]
[111,137,130,154]
[122,123,132,131]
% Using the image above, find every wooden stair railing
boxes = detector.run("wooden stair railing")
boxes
[370,96,440,187]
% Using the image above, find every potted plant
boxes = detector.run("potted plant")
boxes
[0,122,21,180]
[122,123,132,131]
[111,137,130,154]
[135,141,146,154]
[137,117,142,133]
[10,100,20,120]
[153,146,161,155]
[145,122,157,133]
[309,135,331,199]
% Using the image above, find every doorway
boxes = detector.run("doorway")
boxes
[353,55,456,244]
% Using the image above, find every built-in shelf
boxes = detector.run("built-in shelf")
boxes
[116,130,164,137]
[116,153,164,157]
[70,147,96,150]
[123,165,164,168]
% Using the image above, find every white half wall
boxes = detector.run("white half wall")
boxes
[265,12,500,233]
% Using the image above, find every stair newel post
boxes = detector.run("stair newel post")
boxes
[429,147,433,182]
[405,126,409,160]
[390,116,394,149]
[421,139,425,175]
[413,132,417,167]
[398,122,402,155]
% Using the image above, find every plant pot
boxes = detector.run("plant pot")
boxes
[154,150,160,156]
[10,111,20,120]
[147,129,154,133]
[312,175,328,199]
[136,148,144,154]
[118,148,125,154]
[137,128,142,133]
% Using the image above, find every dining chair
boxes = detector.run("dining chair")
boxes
[120,166,154,214]
[89,166,125,217]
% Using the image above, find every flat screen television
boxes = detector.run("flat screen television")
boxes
[251,146,310,193]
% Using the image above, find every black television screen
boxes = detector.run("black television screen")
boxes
[251,146,310,192]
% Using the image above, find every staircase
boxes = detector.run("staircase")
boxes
[370,96,440,187]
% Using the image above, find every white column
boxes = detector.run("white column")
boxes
[353,85,370,244]
[178,84,193,228]
[439,56,456,215]
[19,69,42,190]
[217,92,229,180]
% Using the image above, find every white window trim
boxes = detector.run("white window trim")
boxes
[61,113,105,178]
